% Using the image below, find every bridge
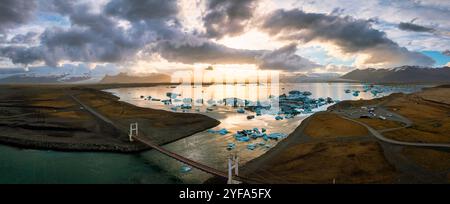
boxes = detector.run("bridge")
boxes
[70,94,260,184]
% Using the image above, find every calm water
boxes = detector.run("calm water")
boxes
[0,83,427,184]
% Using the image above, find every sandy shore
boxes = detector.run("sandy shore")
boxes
[0,84,220,153]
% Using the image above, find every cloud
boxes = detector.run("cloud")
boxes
[257,43,321,71]
[0,0,182,67]
[203,0,259,39]
[105,0,179,21]
[260,9,435,67]
[156,38,261,64]
[0,0,37,32]
[0,46,45,65]
[0,0,441,72]
[9,32,39,44]
[156,39,319,72]
[323,64,355,73]
[398,22,435,33]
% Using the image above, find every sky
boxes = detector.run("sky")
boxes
[0,0,449,76]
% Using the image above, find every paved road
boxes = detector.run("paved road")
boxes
[69,94,116,126]
[341,115,450,148]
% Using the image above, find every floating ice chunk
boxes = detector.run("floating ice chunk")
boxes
[180,166,192,173]
[162,99,172,105]
[180,104,192,109]
[237,136,250,142]
[227,143,236,150]
[234,133,250,142]
[247,144,257,150]
[326,97,334,103]
[183,98,193,103]
[166,92,180,99]
[208,128,230,135]
[303,91,312,96]
[207,99,215,105]
[285,114,294,119]
[218,128,230,135]
[289,90,302,95]
[267,133,287,140]
[251,133,265,139]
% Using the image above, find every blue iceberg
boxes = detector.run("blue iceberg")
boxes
[247,144,257,150]
[180,166,192,173]
[227,143,236,150]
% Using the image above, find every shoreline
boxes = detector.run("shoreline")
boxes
[0,84,221,153]
[206,84,450,184]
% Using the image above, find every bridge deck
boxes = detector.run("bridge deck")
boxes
[69,93,259,184]
[133,136,228,178]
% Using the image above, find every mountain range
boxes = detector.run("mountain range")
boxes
[340,66,450,83]
[100,73,172,84]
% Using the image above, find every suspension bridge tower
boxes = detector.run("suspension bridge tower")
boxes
[227,154,239,184]
[129,122,138,142]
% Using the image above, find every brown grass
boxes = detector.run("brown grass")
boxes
[384,128,450,143]
[380,89,450,143]
[403,147,450,172]
[304,112,368,138]
[356,118,404,130]
[416,88,450,105]
[249,141,397,184]
[48,111,91,120]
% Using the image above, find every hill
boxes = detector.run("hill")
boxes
[341,66,450,83]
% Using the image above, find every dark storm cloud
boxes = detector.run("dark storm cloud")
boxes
[1,0,316,72]
[203,0,259,39]
[257,43,321,71]
[260,9,434,66]
[105,0,179,21]
[0,0,181,66]
[0,46,45,65]
[262,9,393,52]
[9,32,39,44]
[156,40,319,71]
[0,0,37,32]
[398,22,435,33]
[156,40,261,64]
